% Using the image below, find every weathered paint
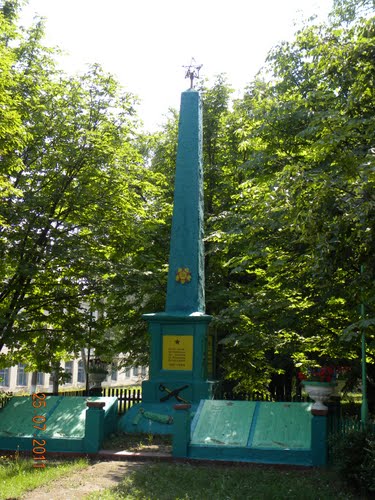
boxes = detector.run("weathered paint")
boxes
[166,90,205,314]
[121,89,216,434]
[0,396,117,453]
[191,400,257,447]
[252,402,312,449]
[172,401,328,466]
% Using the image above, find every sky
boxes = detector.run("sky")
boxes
[19,0,334,131]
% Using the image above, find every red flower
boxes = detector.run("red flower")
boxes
[298,365,337,383]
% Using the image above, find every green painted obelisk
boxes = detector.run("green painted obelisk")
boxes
[141,88,215,403]
[119,83,215,434]
[165,89,205,314]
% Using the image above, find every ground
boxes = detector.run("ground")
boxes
[21,460,142,499]
[21,434,172,499]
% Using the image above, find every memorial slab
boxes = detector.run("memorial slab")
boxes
[0,396,117,453]
[185,400,321,465]
[252,402,312,449]
[191,400,256,446]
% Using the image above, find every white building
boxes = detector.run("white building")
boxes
[0,358,148,394]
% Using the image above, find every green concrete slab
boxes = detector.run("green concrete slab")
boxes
[0,396,49,437]
[42,397,87,438]
[191,400,257,446]
[0,396,117,439]
[120,401,197,435]
[251,402,312,450]
[184,400,320,466]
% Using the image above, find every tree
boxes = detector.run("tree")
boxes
[0,8,152,374]
[209,2,375,396]
[0,1,25,226]
[331,0,375,22]
[141,3,375,402]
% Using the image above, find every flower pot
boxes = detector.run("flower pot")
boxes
[88,372,107,386]
[303,381,336,415]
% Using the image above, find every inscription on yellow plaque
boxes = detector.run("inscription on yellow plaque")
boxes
[162,335,193,371]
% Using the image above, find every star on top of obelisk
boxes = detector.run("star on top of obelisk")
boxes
[183,58,203,89]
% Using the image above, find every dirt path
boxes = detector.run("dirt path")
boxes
[21,460,145,499]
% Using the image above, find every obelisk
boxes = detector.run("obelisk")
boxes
[120,65,216,433]
[165,88,205,314]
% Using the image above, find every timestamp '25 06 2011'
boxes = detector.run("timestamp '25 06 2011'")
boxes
[31,392,47,468]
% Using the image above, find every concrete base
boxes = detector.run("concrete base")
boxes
[0,396,117,453]
[118,401,198,435]
[172,400,328,466]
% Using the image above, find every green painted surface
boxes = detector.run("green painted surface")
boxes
[124,89,217,427]
[183,401,325,466]
[42,397,87,438]
[121,401,199,435]
[166,90,204,314]
[0,396,117,447]
[190,401,312,451]
[0,396,42,438]
[191,400,256,446]
[252,402,312,450]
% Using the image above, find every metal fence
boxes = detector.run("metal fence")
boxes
[58,386,142,414]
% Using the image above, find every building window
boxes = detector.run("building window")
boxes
[0,368,9,387]
[125,367,131,378]
[141,366,147,376]
[111,368,118,381]
[133,366,139,377]
[37,372,44,386]
[77,360,85,383]
[17,363,27,386]
[64,361,73,384]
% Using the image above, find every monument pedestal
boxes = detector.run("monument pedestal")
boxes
[119,312,217,434]
[142,312,216,404]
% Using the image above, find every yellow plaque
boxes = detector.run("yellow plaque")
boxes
[162,335,193,371]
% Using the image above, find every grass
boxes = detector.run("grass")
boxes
[87,462,357,500]
[0,452,88,500]
[103,432,172,453]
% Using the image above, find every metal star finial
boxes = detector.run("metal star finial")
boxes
[183,58,203,89]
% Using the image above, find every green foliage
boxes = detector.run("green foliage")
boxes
[0,389,12,408]
[150,8,375,392]
[0,7,162,372]
[1,0,375,399]
[362,432,375,493]
[330,429,375,494]
[331,0,375,23]
[0,3,25,225]
[204,2,375,393]
[100,0,375,394]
